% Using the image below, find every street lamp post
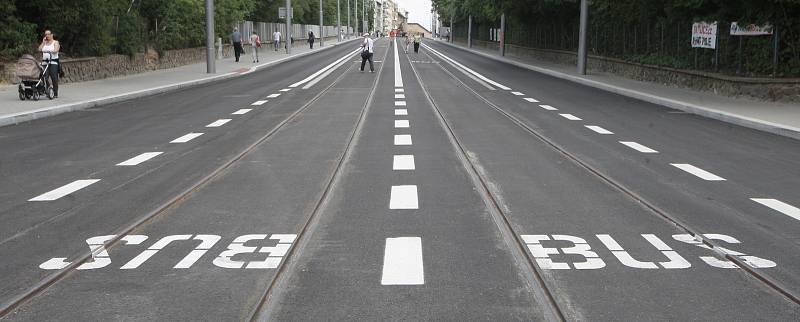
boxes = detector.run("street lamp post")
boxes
[286,0,292,54]
[205,0,215,73]
[319,0,324,46]
[347,0,350,38]
[337,0,341,42]
[577,0,588,75]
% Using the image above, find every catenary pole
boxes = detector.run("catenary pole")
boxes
[205,0,215,73]
[337,0,341,41]
[319,0,324,46]
[577,0,589,75]
[286,0,292,54]
[499,13,505,56]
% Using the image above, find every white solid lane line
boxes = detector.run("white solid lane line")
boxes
[619,141,659,153]
[267,94,280,98]
[395,88,404,93]
[585,125,614,134]
[393,155,415,170]
[524,98,539,103]
[381,237,424,285]
[232,109,252,115]
[206,119,231,127]
[29,179,101,201]
[280,88,291,92]
[394,134,412,145]
[511,91,524,96]
[389,185,419,209]
[394,109,408,116]
[559,113,582,121]
[251,100,268,106]
[290,49,362,88]
[394,120,410,128]
[422,44,511,90]
[539,104,557,110]
[751,198,800,221]
[395,101,407,106]
[117,152,163,166]
[394,38,404,87]
[395,94,406,99]
[170,132,203,143]
[670,163,726,181]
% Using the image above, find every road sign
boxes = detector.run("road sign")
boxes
[279,7,293,19]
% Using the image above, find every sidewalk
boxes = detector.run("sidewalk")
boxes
[0,38,361,127]
[434,39,800,140]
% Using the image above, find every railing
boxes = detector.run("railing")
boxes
[234,21,355,44]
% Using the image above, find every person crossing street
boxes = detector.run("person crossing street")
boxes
[359,33,375,73]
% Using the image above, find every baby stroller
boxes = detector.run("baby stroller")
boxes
[16,54,54,101]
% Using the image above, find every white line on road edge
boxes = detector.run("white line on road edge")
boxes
[394,38,404,88]
[585,125,614,134]
[394,120,410,128]
[251,100,268,106]
[670,163,726,181]
[232,109,252,115]
[395,88,404,93]
[206,119,231,127]
[394,109,408,116]
[29,179,101,201]
[390,185,419,209]
[559,113,582,121]
[381,237,424,285]
[170,132,203,143]
[394,134,412,145]
[395,94,406,99]
[395,101,407,106]
[511,91,524,96]
[393,155,415,170]
[422,44,511,90]
[290,49,362,88]
[303,51,360,89]
[117,152,163,166]
[619,141,659,153]
[267,94,281,98]
[539,104,557,110]
[751,198,800,221]
[524,98,540,103]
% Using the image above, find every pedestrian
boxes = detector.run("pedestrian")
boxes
[250,31,261,63]
[308,30,315,49]
[38,29,60,98]
[231,27,243,62]
[405,33,412,53]
[359,33,375,73]
[413,32,422,54]
[273,29,281,51]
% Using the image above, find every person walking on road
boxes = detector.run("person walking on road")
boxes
[38,30,60,98]
[413,33,422,54]
[359,33,375,73]
[231,27,243,62]
[404,33,412,53]
[272,29,281,51]
[308,30,315,49]
[250,31,261,63]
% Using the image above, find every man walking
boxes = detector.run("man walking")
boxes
[413,32,422,54]
[231,27,243,62]
[308,30,315,49]
[359,33,375,73]
[273,29,282,51]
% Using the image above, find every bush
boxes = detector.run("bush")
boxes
[0,0,36,59]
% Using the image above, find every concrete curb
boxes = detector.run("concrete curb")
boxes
[433,40,800,141]
[0,38,362,128]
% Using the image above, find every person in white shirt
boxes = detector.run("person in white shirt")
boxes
[272,30,282,51]
[250,31,261,63]
[359,33,375,73]
[38,30,60,97]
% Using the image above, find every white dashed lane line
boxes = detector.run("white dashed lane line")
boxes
[280,88,291,92]
[394,134,412,146]
[381,237,424,285]
[395,94,406,99]
[585,125,614,134]
[620,141,659,153]
[395,88,404,93]
[29,179,101,201]
[670,163,726,181]
[206,119,231,127]
[394,109,408,116]
[393,155,415,170]
[511,91,525,96]
[395,101,407,106]
[232,109,252,115]
[524,98,540,103]
[251,100,268,106]
[170,132,204,143]
[394,120,410,128]
[389,185,419,209]
[559,113,582,121]
[751,198,800,221]
[267,94,281,98]
[539,104,558,111]
[116,152,163,166]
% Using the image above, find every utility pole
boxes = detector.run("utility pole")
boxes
[319,0,324,46]
[468,15,472,48]
[286,0,292,54]
[499,13,505,56]
[337,0,341,42]
[347,0,350,39]
[577,0,588,75]
[450,7,454,43]
[205,0,215,73]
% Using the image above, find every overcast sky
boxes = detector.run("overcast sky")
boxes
[397,0,432,30]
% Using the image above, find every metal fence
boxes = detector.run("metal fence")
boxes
[235,21,354,44]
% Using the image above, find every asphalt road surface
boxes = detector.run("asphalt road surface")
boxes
[0,38,798,321]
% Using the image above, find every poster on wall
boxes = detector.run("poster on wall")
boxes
[691,21,718,49]
[730,22,773,36]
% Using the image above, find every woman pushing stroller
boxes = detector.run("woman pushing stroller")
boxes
[38,30,60,98]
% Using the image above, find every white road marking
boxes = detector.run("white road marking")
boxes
[303,53,355,89]
[251,100,268,106]
[279,88,291,92]
[395,101,407,106]
[539,104,557,110]
[390,185,419,209]
[206,119,231,127]
[395,88,404,93]
[670,163,726,181]
[232,109,252,115]
[394,109,408,116]
[171,132,203,143]
[619,141,658,153]
[394,120,410,128]
[394,38,404,87]
[117,152,163,166]
[422,44,511,90]
[585,125,613,134]
[29,179,101,201]
[751,198,800,221]
[559,113,582,121]
[267,94,281,98]
[393,155,415,170]
[511,91,524,96]
[290,49,362,87]
[394,134,412,145]
[381,237,424,285]
[524,98,540,103]
[395,94,406,99]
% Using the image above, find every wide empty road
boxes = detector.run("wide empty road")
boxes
[1,38,798,321]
